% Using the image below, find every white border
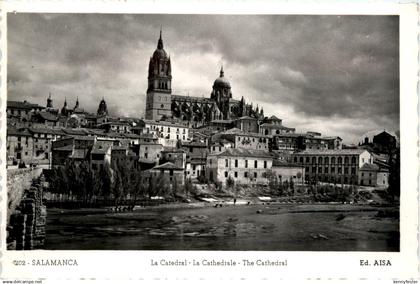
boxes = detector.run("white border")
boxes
[0,1,418,282]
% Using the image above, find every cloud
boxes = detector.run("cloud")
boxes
[7,13,399,143]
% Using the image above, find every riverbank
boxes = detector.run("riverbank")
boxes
[45,203,399,251]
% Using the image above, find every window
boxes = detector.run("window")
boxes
[344,167,349,174]
[351,156,357,164]
[338,157,343,164]
[225,159,229,167]
[351,168,356,175]
[294,157,298,163]
[338,167,342,174]
[254,160,258,168]
[244,172,248,178]
[306,157,310,163]
[264,161,267,168]
[234,172,238,178]
[344,157,349,164]
[305,166,309,172]
[324,157,329,164]
[224,171,228,177]
[362,173,364,177]
[318,167,322,173]
[312,157,316,164]
[245,160,248,168]
[331,157,336,164]
[312,167,316,173]
[324,167,329,173]
[318,157,322,164]
[331,167,335,173]
[213,146,215,151]
[235,159,238,167]
[300,157,303,163]
[254,172,257,178]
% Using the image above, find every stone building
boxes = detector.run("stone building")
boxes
[142,119,189,147]
[292,149,373,185]
[206,148,273,186]
[358,163,389,188]
[373,131,397,153]
[211,128,271,152]
[7,127,34,166]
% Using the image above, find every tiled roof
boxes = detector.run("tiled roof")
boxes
[237,116,257,120]
[38,111,58,121]
[210,148,272,159]
[260,123,295,130]
[152,162,184,170]
[28,127,64,135]
[181,141,207,147]
[294,149,368,155]
[7,127,32,137]
[7,100,44,110]
[210,119,233,124]
[360,163,379,171]
[142,119,188,128]
[53,145,73,151]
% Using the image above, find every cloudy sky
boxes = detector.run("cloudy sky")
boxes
[8,13,399,143]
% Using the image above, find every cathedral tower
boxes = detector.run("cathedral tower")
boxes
[97,97,108,116]
[210,66,232,120]
[145,30,172,120]
[46,93,53,108]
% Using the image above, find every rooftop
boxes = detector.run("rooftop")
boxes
[152,162,184,170]
[210,148,272,159]
[294,149,369,155]
[7,100,44,110]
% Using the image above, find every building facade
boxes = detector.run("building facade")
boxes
[292,149,373,185]
[206,148,273,186]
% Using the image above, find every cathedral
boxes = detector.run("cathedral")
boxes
[145,31,264,126]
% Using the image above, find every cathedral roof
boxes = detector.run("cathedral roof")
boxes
[213,66,231,88]
[152,30,168,59]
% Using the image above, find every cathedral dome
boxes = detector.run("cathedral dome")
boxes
[213,66,231,88]
[153,48,168,59]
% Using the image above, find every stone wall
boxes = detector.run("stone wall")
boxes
[7,169,46,250]
[7,168,43,222]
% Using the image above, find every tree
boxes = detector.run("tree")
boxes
[387,148,400,202]
[226,175,235,189]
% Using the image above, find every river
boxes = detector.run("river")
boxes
[44,203,399,251]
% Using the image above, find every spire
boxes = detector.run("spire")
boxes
[47,92,53,108]
[157,26,163,49]
[64,98,67,107]
[220,64,224,77]
[75,96,79,109]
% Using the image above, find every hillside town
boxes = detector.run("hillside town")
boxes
[7,32,399,198]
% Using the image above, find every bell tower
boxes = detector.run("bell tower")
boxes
[145,29,172,120]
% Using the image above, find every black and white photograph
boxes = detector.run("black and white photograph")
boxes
[5,12,402,252]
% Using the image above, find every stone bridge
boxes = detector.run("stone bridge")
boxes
[6,168,46,250]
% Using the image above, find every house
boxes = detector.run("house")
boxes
[147,162,185,186]
[271,159,305,185]
[211,128,271,151]
[358,163,389,188]
[6,127,34,166]
[206,148,273,186]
